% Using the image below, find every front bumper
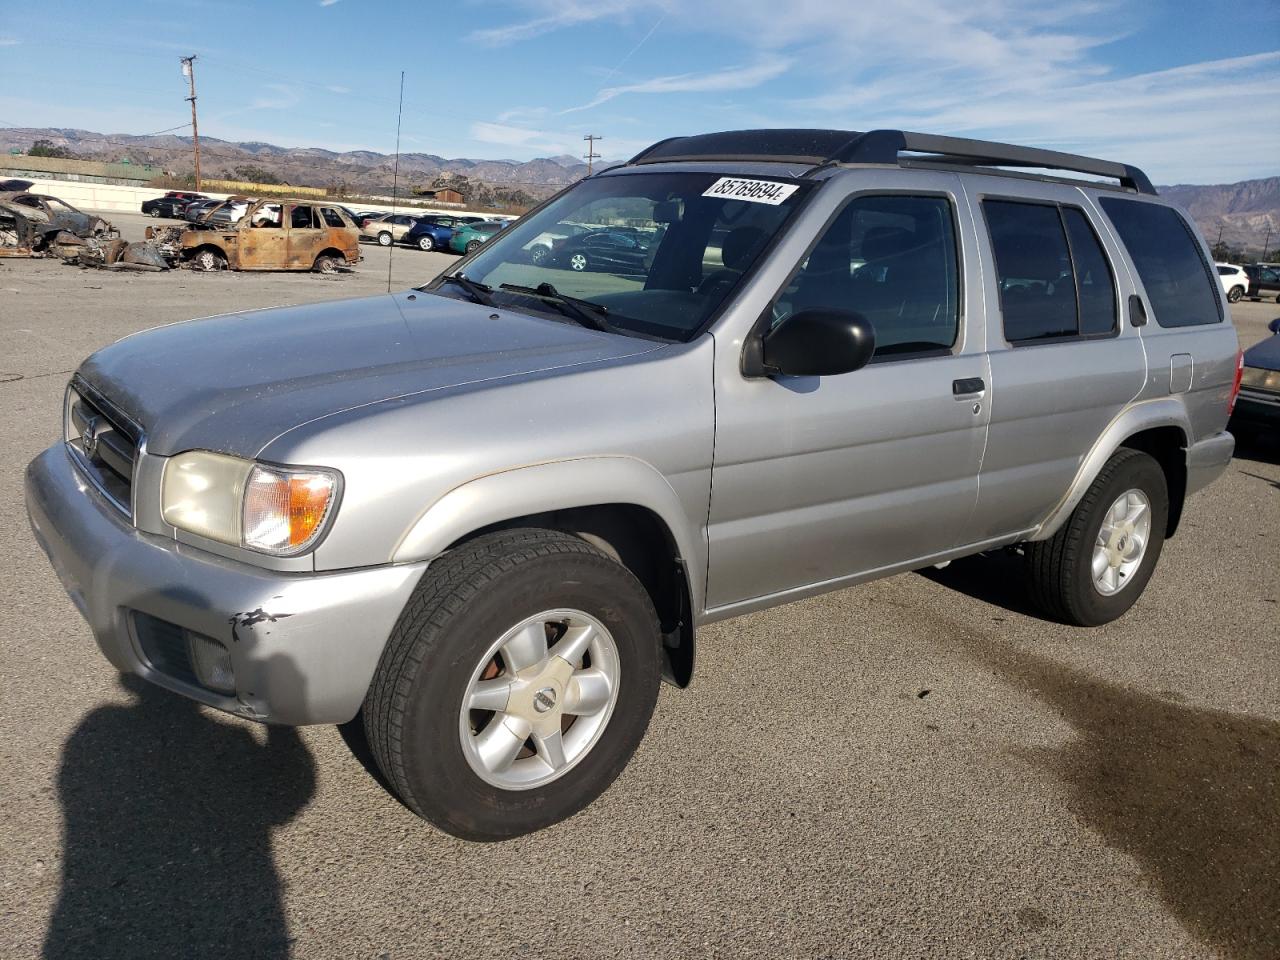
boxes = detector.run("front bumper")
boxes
[25,445,428,725]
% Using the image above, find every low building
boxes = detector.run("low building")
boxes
[412,186,465,205]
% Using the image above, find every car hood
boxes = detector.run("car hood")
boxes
[1243,332,1280,372]
[78,290,665,457]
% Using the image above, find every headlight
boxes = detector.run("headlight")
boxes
[1240,366,1280,393]
[161,451,340,556]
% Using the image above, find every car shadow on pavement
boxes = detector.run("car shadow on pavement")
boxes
[964,636,1280,960]
[918,549,1043,619]
[43,667,316,960]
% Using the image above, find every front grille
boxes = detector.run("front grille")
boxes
[65,378,142,517]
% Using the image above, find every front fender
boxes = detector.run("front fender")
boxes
[391,455,707,614]
[1031,397,1191,540]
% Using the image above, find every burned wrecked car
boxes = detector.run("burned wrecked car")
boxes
[149,198,360,273]
[0,192,117,256]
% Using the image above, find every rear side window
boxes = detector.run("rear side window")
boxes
[1216,265,1234,276]
[983,200,1118,342]
[1098,197,1222,326]
[320,207,346,228]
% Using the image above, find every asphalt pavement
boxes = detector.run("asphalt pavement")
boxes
[1,212,1277,959]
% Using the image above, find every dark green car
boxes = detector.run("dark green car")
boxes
[448,220,508,255]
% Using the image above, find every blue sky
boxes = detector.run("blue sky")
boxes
[0,0,1277,183]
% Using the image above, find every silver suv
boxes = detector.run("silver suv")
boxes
[26,129,1241,839]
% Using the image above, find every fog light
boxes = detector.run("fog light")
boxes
[187,632,235,694]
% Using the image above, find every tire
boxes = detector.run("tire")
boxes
[569,252,589,272]
[377,231,393,247]
[362,528,662,840]
[148,208,160,218]
[465,239,482,254]
[192,248,225,272]
[417,235,434,251]
[313,254,339,275]
[529,244,550,266]
[1227,285,1244,303]
[1025,448,1168,626]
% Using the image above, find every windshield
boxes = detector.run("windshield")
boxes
[428,171,811,340]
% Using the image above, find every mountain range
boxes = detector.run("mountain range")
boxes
[1,127,1276,253]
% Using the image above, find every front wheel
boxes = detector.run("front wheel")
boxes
[1025,448,1168,626]
[362,529,661,840]
[192,248,226,272]
[377,231,393,247]
[148,208,160,218]
[1227,285,1244,303]
[417,235,434,251]
[569,252,589,272]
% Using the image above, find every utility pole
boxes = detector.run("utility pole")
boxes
[1263,223,1273,262]
[180,55,201,190]
[583,134,602,176]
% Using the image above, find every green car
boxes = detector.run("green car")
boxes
[449,220,508,255]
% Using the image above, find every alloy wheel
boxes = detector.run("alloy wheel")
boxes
[1092,488,1152,596]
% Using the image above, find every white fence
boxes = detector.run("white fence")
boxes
[13,178,510,220]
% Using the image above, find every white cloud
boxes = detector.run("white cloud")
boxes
[248,84,301,111]
[319,0,341,7]
[468,121,649,160]
[470,0,637,46]
[0,36,20,46]
[326,85,351,94]
[562,57,792,113]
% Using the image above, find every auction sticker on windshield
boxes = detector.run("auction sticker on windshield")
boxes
[702,177,799,205]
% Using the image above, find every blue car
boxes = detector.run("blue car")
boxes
[404,218,454,252]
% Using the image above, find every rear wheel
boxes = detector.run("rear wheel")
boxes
[529,244,550,265]
[1026,448,1168,626]
[313,254,339,274]
[417,235,434,251]
[362,529,662,840]
[377,231,393,247]
[1228,285,1244,303]
[465,239,482,254]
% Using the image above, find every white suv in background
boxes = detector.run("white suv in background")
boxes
[1216,262,1250,302]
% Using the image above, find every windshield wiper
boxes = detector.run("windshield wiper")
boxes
[439,273,495,306]
[499,282,611,332]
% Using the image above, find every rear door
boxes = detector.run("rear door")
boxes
[286,204,324,269]
[962,177,1145,540]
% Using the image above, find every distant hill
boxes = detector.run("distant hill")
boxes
[2,126,1276,252]
[0,127,590,201]
[1156,177,1280,258]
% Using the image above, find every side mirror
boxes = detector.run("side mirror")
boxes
[756,309,876,377]
[1268,317,1280,334]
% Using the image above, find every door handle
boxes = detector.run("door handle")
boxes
[952,377,985,397]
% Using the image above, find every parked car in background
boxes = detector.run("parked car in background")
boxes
[1215,263,1249,302]
[547,228,652,275]
[203,198,252,226]
[523,224,589,265]
[142,192,207,219]
[1245,264,1280,302]
[175,198,359,273]
[403,218,454,251]
[0,178,36,192]
[1230,317,1280,435]
[362,213,425,247]
[182,199,222,222]
[448,219,507,254]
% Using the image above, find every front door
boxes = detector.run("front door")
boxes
[707,175,990,612]
[239,203,285,269]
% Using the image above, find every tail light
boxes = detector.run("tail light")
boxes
[1228,349,1244,415]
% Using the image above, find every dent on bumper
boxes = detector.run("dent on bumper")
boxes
[25,445,428,725]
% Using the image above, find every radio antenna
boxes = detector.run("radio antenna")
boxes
[388,70,404,293]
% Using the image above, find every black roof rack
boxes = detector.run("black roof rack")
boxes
[625,128,1156,195]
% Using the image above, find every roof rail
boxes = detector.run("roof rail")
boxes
[835,130,1156,195]
[622,128,1156,195]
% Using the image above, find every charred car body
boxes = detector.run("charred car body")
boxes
[148,198,360,273]
[0,192,117,256]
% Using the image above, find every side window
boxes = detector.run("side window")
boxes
[1062,207,1117,336]
[320,207,345,228]
[290,206,317,229]
[775,194,959,358]
[1216,265,1233,276]
[983,200,1077,342]
[1098,197,1222,326]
